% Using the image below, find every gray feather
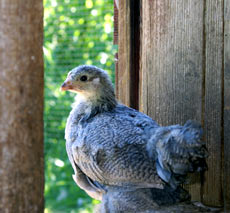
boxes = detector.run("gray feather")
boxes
[147,120,208,188]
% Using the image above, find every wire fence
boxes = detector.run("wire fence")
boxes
[44,0,116,212]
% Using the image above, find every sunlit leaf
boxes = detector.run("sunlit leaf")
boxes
[85,0,93,8]
[78,18,85,25]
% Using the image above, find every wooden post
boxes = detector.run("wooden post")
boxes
[0,0,44,212]
[202,0,223,206]
[116,0,132,106]
[140,0,204,202]
[116,0,140,109]
[224,0,230,210]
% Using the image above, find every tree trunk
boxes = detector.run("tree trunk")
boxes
[0,0,44,212]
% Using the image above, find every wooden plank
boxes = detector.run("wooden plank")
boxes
[116,0,131,106]
[140,0,204,201]
[116,0,140,109]
[113,0,118,45]
[224,0,230,210]
[0,0,44,211]
[202,0,223,207]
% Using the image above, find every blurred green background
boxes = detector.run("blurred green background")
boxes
[44,0,116,212]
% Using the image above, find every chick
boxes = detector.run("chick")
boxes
[61,65,208,211]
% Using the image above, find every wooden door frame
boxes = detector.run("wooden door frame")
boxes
[116,0,140,110]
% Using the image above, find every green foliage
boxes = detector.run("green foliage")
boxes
[44,0,116,212]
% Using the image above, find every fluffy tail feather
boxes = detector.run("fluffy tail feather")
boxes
[147,120,208,188]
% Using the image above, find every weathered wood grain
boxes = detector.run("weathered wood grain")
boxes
[202,0,223,206]
[224,0,230,210]
[117,0,230,208]
[113,0,118,45]
[116,0,131,106]
[0,0,44,212]
[140,0,204,201]
[116,0,140,109]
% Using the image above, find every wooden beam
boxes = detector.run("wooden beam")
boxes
[0,0,44,212]
[202,0,224,206]
[113,0,119,45]
[116,0,140,109]
[224,0,230,210]
[116,0,131,106]
[140,0,204,201]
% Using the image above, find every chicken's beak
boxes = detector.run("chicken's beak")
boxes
[60,78,73,91]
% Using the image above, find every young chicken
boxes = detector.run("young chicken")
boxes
[61,65,208,211]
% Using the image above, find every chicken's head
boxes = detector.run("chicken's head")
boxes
[61,65,116,104]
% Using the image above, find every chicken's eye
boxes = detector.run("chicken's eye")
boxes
[80,75,88,81]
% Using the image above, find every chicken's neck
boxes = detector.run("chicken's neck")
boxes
[72,92,117,121]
